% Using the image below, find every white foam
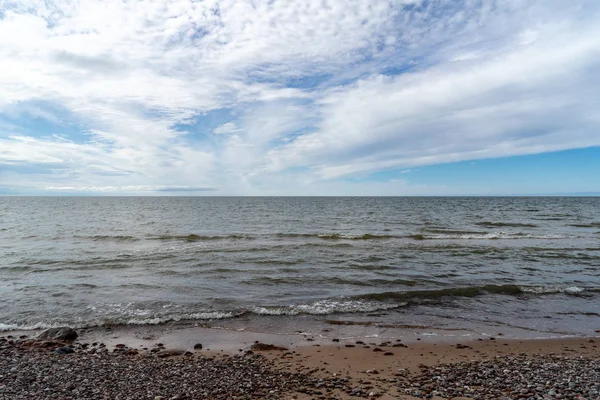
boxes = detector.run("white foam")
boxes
[0,321,65,332]
[425,232,572,240]
[253,300,407,316]
[519,285,586,294]
[124,311,239,325]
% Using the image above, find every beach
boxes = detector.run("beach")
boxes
[2,197,600,398]
[2,325,599,399]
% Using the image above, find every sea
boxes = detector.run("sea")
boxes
[1,196,599,339]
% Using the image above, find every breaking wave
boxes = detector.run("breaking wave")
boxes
[2,285,597,332]
[152,234,251,241]
[476,221,539,228]
[353,284,593,302]
[408,232,571,240]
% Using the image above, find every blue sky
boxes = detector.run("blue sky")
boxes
[1,0,599,196]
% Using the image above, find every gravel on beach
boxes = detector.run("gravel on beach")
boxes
[0,336,353,400]
[396,354,600,400]
[2,332,600,400]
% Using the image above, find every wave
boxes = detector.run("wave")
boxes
[408,232,570,240]
[519,285,587,294]
[419,228,487,235]
[243,276,419,287]
[476,221,539,228]
[252,300,406,316]
[152,234,251,241]
[0,301,404,331]
[76,235,139,242]
[276,233,399,240]
[569,222,600,228]
[353,284,593,302]
[3,285,597,332]
[0,311,241,332]
[30,229,577,244]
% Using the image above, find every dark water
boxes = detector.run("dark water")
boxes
[1,197,599,336]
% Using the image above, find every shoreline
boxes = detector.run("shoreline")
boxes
[5,315,600,355]
[2,324,600,399]
[7,321,594,355]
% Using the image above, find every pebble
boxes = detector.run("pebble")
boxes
[397,354,600,400]
[0,337,360,399]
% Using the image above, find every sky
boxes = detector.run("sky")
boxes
[0,0,599,196]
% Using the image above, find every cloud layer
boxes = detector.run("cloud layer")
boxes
[1,0,599,194]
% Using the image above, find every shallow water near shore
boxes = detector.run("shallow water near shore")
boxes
[1,196,599,338]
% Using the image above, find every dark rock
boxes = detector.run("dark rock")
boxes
[373,348,383,352]
[37,327,78,341]
[194,343,203,350]
[54,346,75,355]
[332,338,340,342]
[156,349,185,358]
[250,343,287,351]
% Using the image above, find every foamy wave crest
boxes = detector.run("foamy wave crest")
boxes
[317,233,397,240]
[411,232,572,240]
[125,311,239,325]
[519,285,586,294]
[253,300,407,316]
[0,321,69,332]
[275,233,398,240]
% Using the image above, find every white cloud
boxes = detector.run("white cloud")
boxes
[0,0,599,194]
[213,122,239,135]
[265,21,600,178]
[44,185,215,193]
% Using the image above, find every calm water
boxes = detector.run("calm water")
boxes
[1,197,599,336]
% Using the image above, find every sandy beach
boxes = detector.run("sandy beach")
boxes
[2,325,599,399]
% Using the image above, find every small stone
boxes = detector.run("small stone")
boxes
[250,343,287,351]
[194,343,203,350]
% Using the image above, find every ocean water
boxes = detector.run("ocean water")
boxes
[1,196,599,337]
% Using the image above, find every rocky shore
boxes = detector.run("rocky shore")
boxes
[396,354,600,399]
[1,332,351,399]
[1,328,600,399]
